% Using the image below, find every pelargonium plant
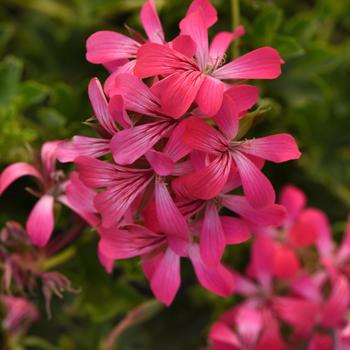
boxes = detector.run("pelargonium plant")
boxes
[1,0,348,348]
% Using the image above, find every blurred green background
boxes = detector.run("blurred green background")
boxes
[0,0,350,349]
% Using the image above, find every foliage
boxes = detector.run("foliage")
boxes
[0,0,350,349]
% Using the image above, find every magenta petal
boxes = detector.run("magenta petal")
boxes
[200,202,226,266]
[173,154,232,200]
[110,120,173,165]
[220,216,251,245]
[99,225,164,260]
[225,84,260,115]
[141,0,164,44]
[209,322,240,348]
[106,73,161,115]
[40,141,61,180]
[160,71,205,119]
[214,47,282,80]
[164,119,192,162]
[251,236,274,291]
[279,185,306,224]
[86,31,140,64]
[135,42,195,78]
[155,178,188,241]
[273,297,318,335]
[171,35,197,58]
[150,248,181,306]
[209,26,245,59]
[0,163,43,196]
[213,94,240,140]
[188,243,234,297]
[108,95,132,129]
[184,117,228,154]
[232,151,275,208]
[26,195,55,247]
[235,307,263,349]
[186,0,218,28]
[195,75,224,116]
[98,248,114,274]
[222,195,286,227]
[238,134,301,163]
[88,78,118,135]
[321,276,350,328]
[56,136,110,163]
[180,10,208,70]
[146,150,174,176]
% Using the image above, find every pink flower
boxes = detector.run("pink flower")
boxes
[0,142,99,247]
[1,296,39,334]
[98,220,234,306]
[135,8,282,117]
[173,116,301,208]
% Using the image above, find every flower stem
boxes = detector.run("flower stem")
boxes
[231,0,240,58]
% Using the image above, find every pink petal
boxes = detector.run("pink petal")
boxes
[150,248,181,306]
[172,153,232,200]
[141,0,164,44]
[235,306,263,348]
[308,334,333,350]
[238,134,301,163]
[164,119,192,162]
[86,31,140,64]
[88,77,118,135]
[220,216,251,245]
[40,141,61,180]
[222,195,286,227]
[108,94,132,129]
[56,136,110,163]
[184,117,228,154]
[213,94,240,140]
[159,71,205,119]
[98,248,114,274]
[273,297,318,335]
[279,185,306,225]
[146,150,174,176]
[63,172,99,227]
[180,10,208,70]
[0,163,43,195]
[209,322,240,349]
[110,120,173,165]
[321,276,350,328]
[200,202,226,266]
[170,35,196,58]
[233,272,258,296]
[291,275,323,303]
[103,58,128,73]
[106,73,161,115]
[99,225,164,260]
[195,75,224,116]
[251,235,274,291]
[209,26,245,60]
[214,47,282,80]
[225,84,260,115]
[336,216,350,265]
[26,195,55,247]
[273,243,300,280]
[232,151,275,208]
[154,178,189,242]
[134,42,196,78]
[188,243,234,297]
[186,0,218,28]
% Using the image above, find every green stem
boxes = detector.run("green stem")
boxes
[231,0,240,58]
[41,246,76,271]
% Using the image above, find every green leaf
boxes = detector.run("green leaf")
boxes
[274,35,305,59]
[253,6,283,46]
[0,56,23,105]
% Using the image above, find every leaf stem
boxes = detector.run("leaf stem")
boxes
[231,0,240,58]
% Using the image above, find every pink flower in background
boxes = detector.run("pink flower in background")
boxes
[1,296,39,334]
[0,142,99,247]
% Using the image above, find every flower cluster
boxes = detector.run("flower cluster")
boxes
[208,185,350,350]
[0,0,301,306]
